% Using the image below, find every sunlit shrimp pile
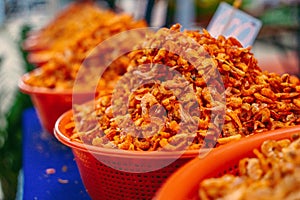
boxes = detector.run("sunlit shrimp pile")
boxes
[66,23,300,151]
[24,1,147,96]
[199,134,300,200]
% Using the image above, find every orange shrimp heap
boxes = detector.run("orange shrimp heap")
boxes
[199,134,300,199]
[24,1,147,96]
[67,24,300,151]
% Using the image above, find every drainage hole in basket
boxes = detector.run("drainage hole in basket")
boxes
[217,170,226,177]
[161,175,168,179]
[233,164,239,176]
[228,165,239,175]
[114,175,122,180]
[116,167,123,171]
[138,179,144,183]
[140,175,150,181]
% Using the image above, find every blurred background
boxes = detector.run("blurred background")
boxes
[0,0,299,199]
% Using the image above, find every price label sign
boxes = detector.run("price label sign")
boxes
[207,2,262,47]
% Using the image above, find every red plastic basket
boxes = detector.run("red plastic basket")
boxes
[54,109,206,200]
[18,68,92,134]
[154,125,300,200]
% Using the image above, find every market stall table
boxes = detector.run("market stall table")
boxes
[20,107,91,200]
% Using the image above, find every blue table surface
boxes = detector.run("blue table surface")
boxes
[21,107,91,200]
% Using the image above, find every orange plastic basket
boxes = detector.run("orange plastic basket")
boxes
[54,110,206,200]
[154,125,300,200]
[18,68,92,134]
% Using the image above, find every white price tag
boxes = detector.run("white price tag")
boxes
[207,2,262,47]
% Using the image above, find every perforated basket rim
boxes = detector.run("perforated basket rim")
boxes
[154,125,300,200]
[54,109,209,159]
